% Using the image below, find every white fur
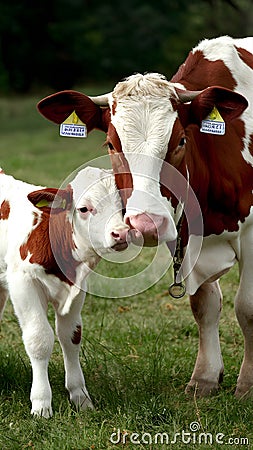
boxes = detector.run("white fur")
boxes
[111,74,178,241]
[0,167,128,417]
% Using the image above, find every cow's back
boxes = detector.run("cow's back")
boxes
[171,36,253,96]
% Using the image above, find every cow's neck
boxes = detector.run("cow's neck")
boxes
[181,130,253,236]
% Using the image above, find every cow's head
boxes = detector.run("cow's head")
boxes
[38,73,248,246]
[28,167,129,260]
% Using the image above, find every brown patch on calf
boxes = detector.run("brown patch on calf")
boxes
[32,212,40,227]
[248,134,253,158]
[20,189,80,285]
[71,324,82,345]
[0,200,10,220]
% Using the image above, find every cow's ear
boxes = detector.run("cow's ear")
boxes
[190,86,248,124]
[37,90,109,133]
[28,187,73,212]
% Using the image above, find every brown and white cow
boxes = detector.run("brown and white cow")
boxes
[0,167,128,417]
[38,36,253,398]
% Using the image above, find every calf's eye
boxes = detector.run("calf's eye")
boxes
[179,137,186,147]
[79,207,88,213]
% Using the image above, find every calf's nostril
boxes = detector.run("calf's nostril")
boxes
[111,231,120,240]
[111,229,129,242]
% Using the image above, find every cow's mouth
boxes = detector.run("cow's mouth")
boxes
[111,242,129,251]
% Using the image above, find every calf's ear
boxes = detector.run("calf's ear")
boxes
[28,187,73,212]
[37,90,110,133]
[189,86,248,124]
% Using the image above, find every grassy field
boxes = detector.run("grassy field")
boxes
[0,91,253,449]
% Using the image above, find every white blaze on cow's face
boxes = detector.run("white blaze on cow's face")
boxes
[70,167,129,257]
[109,73,178,245]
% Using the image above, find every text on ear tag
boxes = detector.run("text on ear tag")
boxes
[200,106,225,135]
[60,111,87,138]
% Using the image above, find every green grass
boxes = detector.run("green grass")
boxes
[0,92,253,449]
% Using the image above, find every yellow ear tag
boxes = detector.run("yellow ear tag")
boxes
[36,199,50,208]
[60,111,87,138]
[200,106,225,135]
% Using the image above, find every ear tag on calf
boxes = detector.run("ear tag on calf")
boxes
[60,111,87,138]
[35,198,67,209]
[200,106,225,135]
[36,199,50,208]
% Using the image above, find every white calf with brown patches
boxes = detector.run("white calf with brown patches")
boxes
[0,167,128,417]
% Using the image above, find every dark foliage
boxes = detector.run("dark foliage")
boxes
[0,0,252,92]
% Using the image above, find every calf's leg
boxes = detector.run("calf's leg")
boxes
[55,292,94,410]
[185,280,224,396]
[0,284,8,321]
[8,273,54,418]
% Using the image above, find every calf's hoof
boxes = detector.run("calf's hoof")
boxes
[70,389,94,411]
[31,401,53,419]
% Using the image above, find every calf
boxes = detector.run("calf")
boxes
[0,166,129,417]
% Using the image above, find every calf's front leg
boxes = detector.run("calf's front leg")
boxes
[185,280,224,396]
[0,284,8,321]
[8,273,54,418]
[55,292,94,410]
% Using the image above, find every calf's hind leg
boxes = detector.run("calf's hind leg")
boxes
[185,280,224,396]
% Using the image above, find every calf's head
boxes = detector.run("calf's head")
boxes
[38,73,248,246]
[28,167,129,266]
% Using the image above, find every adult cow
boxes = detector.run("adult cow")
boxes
[38,36,253,398]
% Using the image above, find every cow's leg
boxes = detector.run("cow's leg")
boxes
[8,273,54,418]
[235,239,253,398]
[55,292,94,410]
[185,280,224,396]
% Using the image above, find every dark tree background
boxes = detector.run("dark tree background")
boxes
[0,0,252,92]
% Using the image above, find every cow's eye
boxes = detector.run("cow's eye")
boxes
[79,207,88,213]
[179,137,186,147]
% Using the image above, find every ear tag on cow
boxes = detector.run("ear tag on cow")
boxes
[60,111,87,138]
[200,106,225,135]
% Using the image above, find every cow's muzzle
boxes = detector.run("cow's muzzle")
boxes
[125,213,170,246]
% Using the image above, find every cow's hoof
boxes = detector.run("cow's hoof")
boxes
[235,383,253,400]
[185,379,219,397]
